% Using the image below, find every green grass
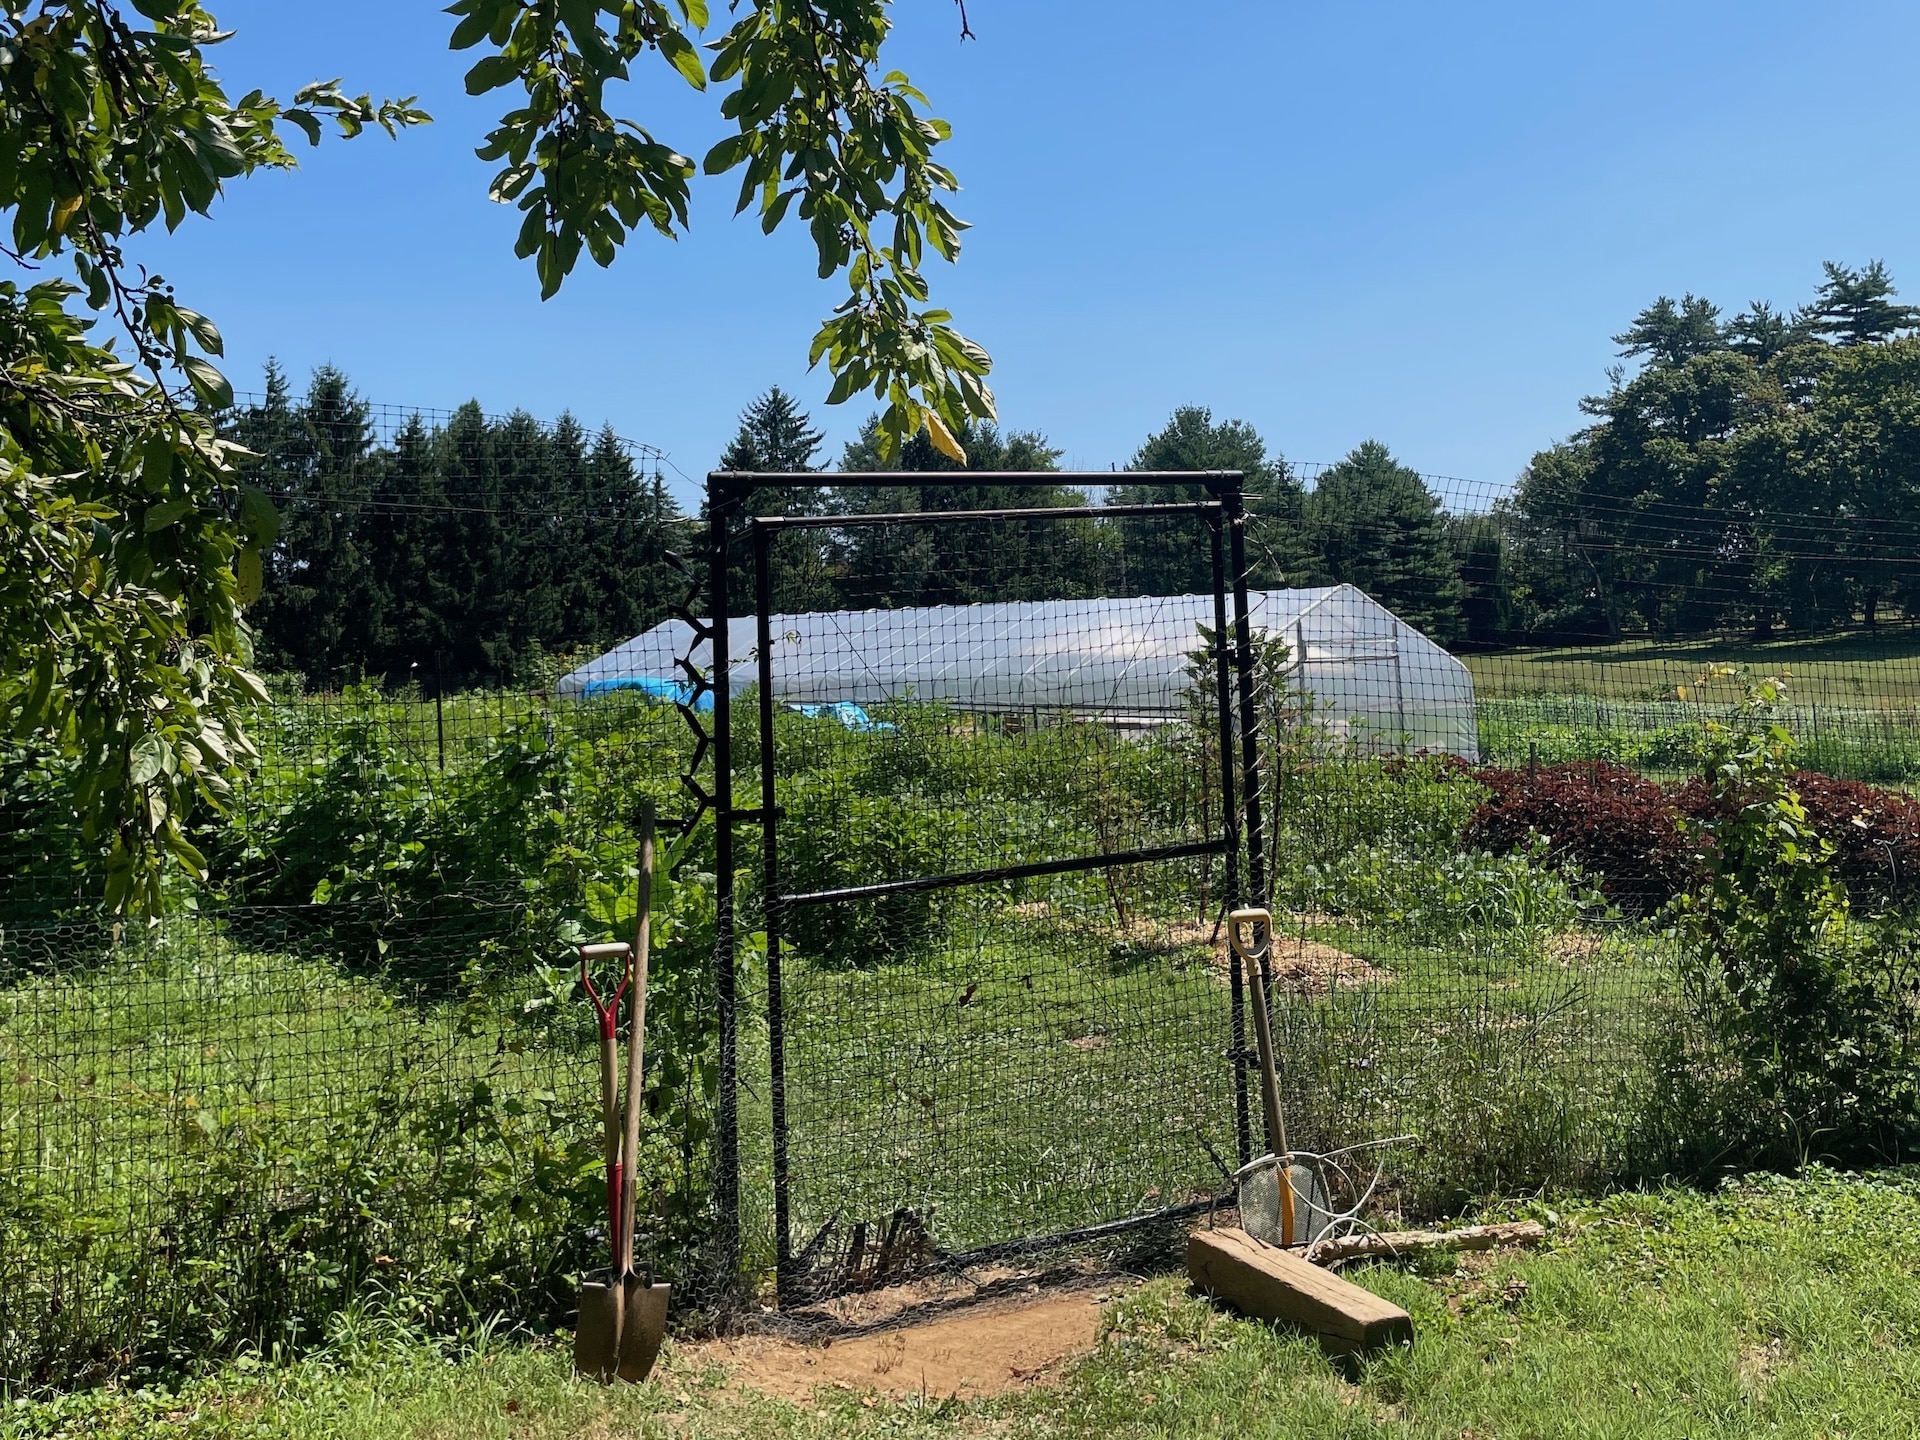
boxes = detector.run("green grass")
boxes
[1464,628,1920,705]
[12,1167,1920,1439]
[772,901,1240,1271]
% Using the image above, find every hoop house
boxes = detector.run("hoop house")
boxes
[557,583,1477,757]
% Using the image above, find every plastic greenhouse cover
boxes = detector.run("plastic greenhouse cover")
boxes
[556,584,1477,757]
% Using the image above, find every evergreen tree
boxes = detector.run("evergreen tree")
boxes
[1111,406,1306,595]
[1725,300,1814,362]
[241,366,381,684]
[712,386,833,613]
[1305,441,1465,644]
[1613,294,1727,367]
[833,415,1104,606]
[1809,260,1920,347]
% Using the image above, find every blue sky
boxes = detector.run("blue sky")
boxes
[143,1,1920,508]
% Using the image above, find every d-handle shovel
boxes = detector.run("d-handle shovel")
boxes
[1229,907,1297,1247]
[574,938,631,1383]
[616,803,669,1384]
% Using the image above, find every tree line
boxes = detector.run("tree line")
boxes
[230,363,684,688]
[241,263,1920,686]
[1504,261,1920,640]
[238,373,1464,684]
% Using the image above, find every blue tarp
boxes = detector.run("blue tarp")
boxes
[577,675,712,710]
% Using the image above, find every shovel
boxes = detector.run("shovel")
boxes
[617,802,670,1383]
[574,937,632,1382]
[1229,908,1297,1246]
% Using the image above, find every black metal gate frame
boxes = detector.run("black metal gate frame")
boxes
[700,470,1272,1302]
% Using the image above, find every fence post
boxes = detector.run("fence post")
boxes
[1209,509,1252,1168]
[707,475,742,1293]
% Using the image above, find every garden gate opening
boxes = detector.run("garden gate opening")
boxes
[701,471,1270,1304]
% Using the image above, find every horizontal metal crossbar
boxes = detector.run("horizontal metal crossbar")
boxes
[751,500,1223,531]
[782,837,1228,908]
[713,469,1243,489]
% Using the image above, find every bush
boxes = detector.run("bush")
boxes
[1666,680,1920,1165]
[1466,761,1690,914]
[777,775,970,965]
[1470,759,1920,915]
[1272,752,1486,907]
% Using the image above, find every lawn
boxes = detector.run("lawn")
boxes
[11,1167,1918,1439]
[1464,629,1920,705]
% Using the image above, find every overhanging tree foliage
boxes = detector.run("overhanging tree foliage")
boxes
[2,0,993,913]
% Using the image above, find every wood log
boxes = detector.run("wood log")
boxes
[1308,1220,1546,1267]
[1186,1226,1413,1356]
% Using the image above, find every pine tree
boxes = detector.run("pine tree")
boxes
[244,366,380,684]
[1613,294,1727,367]
[712,387,833,612]
[1110,406,1306,596]
[1305,441,1464,644]
[1809,260,1920,347]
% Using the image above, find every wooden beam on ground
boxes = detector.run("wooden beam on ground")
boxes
[1186,1226,1414,1356]
[1309,1220,1546,1268]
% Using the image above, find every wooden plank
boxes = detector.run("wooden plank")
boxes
[1310,1219,1545,1267]
[1187,1226,1414,1355]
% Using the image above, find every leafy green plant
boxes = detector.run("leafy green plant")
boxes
[778,775,968,965]
[1667,677,1920,1163]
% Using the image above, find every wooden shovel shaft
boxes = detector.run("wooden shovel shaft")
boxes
[599,1024,623,1263]
[620,802,657,1277]
[1231,907,1295,1245]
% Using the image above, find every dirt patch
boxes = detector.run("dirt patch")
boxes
[698,1284,1125,1403]
[1737,1336,1793,1396]
[1546,931,1603,964]
[1022,908,1389,994]
[1265,936,1390,993]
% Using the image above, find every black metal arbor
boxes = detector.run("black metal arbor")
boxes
[688,471,1271,1304]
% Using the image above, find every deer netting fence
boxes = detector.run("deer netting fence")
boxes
[11,421,1920,1388]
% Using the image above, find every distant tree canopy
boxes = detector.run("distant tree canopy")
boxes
[232,364,683,687]
[1501,260,1920,641]
[1112,406,1308,596]
[1306,441,1465,644]
[249,257,1920,694]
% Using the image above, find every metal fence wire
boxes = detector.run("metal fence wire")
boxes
[724,485,1263,1304]
[9,434,1920,1388]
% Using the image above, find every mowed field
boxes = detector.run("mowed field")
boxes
[1464,629,1920,705]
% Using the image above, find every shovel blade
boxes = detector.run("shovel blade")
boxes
[617,1279,670,1383]
[574,1268,624,1383]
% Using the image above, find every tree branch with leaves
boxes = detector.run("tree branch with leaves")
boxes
[451,0,995,461]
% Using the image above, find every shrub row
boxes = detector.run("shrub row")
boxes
[1465,760,1920,910]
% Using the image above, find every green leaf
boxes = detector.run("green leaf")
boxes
[464,54,520,96]
[657,29,708,90]
[282,109,323,146]
[703,132,752,175]
[181,356,233,408]
[240,486,281,548]
[129,735,171,786]
[144,498,193,532]
[17,654,55,733]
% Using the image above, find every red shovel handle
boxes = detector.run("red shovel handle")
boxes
[579,942,632,1040]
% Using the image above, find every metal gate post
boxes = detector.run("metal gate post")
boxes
[1221,479,1277,1154]
[706,477,742,1284]
[752,521,795,1305]
[1209,511,1252,1168]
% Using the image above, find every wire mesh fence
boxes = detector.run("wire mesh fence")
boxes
[10,418,1920,1385]
[733,498,1253,1302]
